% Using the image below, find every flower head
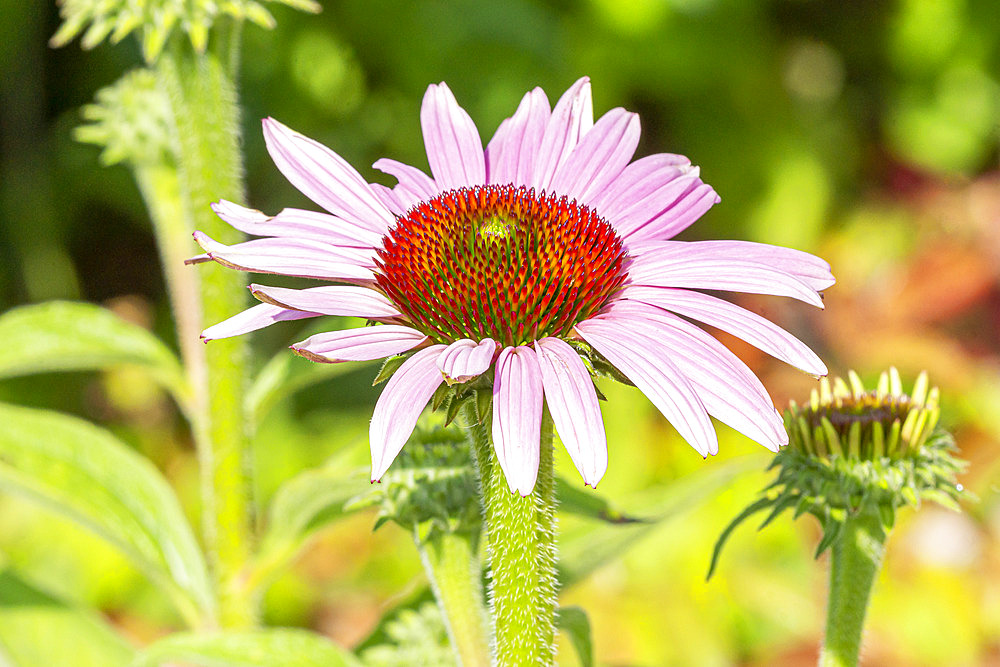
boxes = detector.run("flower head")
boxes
[190,78,834,495]
[709,368,967,577]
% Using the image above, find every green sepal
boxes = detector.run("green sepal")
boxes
[878,502,896,530]
[373,352,413,385]
[814,516,845,557]
[706,496,776,580]
[757,492,800,530]
[475,388,492,425]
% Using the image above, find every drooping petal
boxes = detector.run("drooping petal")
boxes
[291,325,428,363]
[211,200,384,248]
[201,303,320,341]
[549,107,640,203]
[586,154,693,218]
[262,118,395,234]
[597,302,787,451]
[534,337,607,487]
[575,318,717,457]
[370,345,447,481]
[627,240,835,291]
[193,231,375,283]
[436,338,497,384]
[492,346,544,495]
[625,247,825,308]
[532,77,593,192]
[373,158,439,210]
[421,83,486,191]
[619,286,828,376]
[485,87,550,187]
[248,284,402,319]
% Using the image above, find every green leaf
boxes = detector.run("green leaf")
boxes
[131,629,361,667]
[557,606,594,667]
[0,402,214,626]
[248,462,371,592]
[556,475,645,524]
[0,301,189,408]
[557,456,764,587]
[0,568,135,667]
[247,349,356,426]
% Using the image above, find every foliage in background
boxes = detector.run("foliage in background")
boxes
[0,0,998,664]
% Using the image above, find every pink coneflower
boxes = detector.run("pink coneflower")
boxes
[190,78,833,495]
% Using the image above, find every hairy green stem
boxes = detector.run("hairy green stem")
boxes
[820,505,888,667]
[466,400,558,666]
[416,529,491,667]
[157,38,253,629]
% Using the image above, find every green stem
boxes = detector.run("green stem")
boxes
[466,400,558,666]
[132,162,205,417]
[416,529,491,667]
[820,505,888,667]
[157,36,254,629]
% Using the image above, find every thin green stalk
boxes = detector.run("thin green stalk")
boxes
[416,529,491,667]
[133,162,205,415]
[157,37,254,629]
[820,505,888,667]
[466,401,558,666]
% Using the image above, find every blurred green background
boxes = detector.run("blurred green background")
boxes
[2,0,999,664]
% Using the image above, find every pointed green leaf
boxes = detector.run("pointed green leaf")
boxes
[556,476,644,524]
[131,629,361,667]
[249,463,371,592]
[557,456,763,585]
[0,568,134,667]
[0,403,213,626]
[0,301,189,408]
[557,606,594,667]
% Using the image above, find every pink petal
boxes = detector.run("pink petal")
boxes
[625,247,825,308]
[628,240,835,291]
[436,338,497,384]
[368,182,406,216]
[421,83,485,191]
[619,286,828,376]
[534,337,607,487]
[248,284,402,319]
[492,346,544,496]
[262,118,395,234]
[373,158,439,210]
[587,154,693,218]
[549,108,641,203]
[370,345,447,481]
[211,200,384,248]
[193,231,375,283]
[532,77,593,192]
[575,318,717,457]
[202,303,320,341]
[598,303,786,451]
[485,87,550,187]
[291,325,428,363]
[616,176,720,243]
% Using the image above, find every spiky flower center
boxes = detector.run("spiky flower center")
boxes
[375,184,627,347]
[807,394,914,432]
